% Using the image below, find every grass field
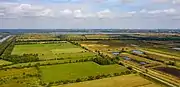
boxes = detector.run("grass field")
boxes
[54,74,162,87]
[120,53,157,63]
[16,33,57,41]
[80,40,135,52]
[0,77,40,87]
[0,60,12,65]
[40,62,128,82]
[11,42,95,60]
[0,67,38,78]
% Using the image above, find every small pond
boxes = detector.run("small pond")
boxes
[132,50,144,55]
[154,67,180,78]
[172,48,180,51]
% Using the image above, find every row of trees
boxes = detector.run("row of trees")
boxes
[15,41,67,45]
[117,35,180,41]
[17,39,63,42]
[1,54,39,64]
[93,57,117,65]
[1,58,94,70]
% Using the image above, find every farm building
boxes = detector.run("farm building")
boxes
[139,62,147,65]
[123,56,131,60]
[112,52,120,55]
[132,50,144,55]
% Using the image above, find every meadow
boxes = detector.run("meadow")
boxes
[40,62,128,82]
[0,67,38,78]
[11,42,95,60]
[0,77,40,87]
[16,33,58,41]
[55,74,162,87]
[0,60,12,65]
[79,40,137,53]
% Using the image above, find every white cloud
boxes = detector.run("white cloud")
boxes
[97,9,112,18]
[172,0,180,4]
[73,9,84,18]
[120,0,134,4]
[39,9,54,17]
[140,9,147,13]
[148,10,162,14]
[152,0,169,3]
[0,13,5,16]
[163,8,176,13]
[0,1,180,29]
[60,9,72,15]
[128,11,136,14]
[147,8,176,14]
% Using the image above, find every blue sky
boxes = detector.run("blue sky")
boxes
[0,0,180,29]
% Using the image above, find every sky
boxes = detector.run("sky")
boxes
[0,0,180,29]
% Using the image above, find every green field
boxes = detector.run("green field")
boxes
[0,60,12,65]
[40,62,128,82]
[55,74,162,87]
[12,42,95,60]
[16,33,58,41]
[0,77,39,87]
[0,67,38,78]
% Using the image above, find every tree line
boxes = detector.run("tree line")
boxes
[1,54,39,64]
[93,57,117,65]
[0,58,95,70]
[15,41,67,45]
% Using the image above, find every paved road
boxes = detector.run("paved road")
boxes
[0,35,11,43]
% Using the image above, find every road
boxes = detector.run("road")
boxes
[0,35,12,43]
[121,61,180,87]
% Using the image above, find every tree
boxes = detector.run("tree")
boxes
[127,66,133,70]
[76,78,82,82]
[88,76,95,80]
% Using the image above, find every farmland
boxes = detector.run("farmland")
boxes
[0,77,39,87]
[12,42,96,60]
[0,32,179,87]
[0,67,37,77]
[0,60,12,65]
[55,74,162,87]
[40,62,128,82]
[16,33,58,41]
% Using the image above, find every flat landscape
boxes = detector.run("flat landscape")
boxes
[55,74,162,87]
[40,62,128,82]
[0,32,179,87]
